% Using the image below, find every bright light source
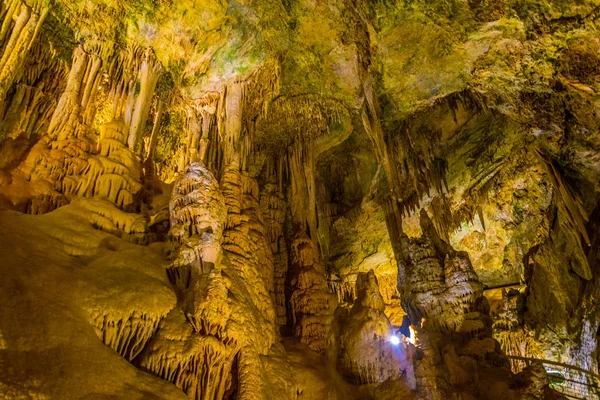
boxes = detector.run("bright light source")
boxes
[389,335,400,345]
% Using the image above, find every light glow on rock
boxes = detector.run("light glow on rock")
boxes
[389,335,400,345]
[408,325,417,345]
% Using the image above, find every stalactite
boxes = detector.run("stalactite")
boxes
[185,107,202,166]
[327,273,356,304]
[106,45,145,124]
[222,81,244,165]
[0,31,67,139]
[3,39,117,215]
[146,97,164,160]
[90,310,166,362]
[535,148,591,269]
[0,0,49,106]
[48,45,102,140]
[289,140,318,245]
[198,109,212,164]
[255,93,347,150]
[328,271,399,306]
[361,73,402,203]
[259,182,289,325]
[126,49,162,155]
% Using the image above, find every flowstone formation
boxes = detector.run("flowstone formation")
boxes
[139,162,279,400]
[337,270,411,385]
[1,0,600,399]
[395,210,564,399]
[399,209,487,334]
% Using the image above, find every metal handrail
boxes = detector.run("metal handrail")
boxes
[505,355,600,399]
[504,355,600,380]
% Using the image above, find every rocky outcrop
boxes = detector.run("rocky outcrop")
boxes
[398,209,488,335]
[139,162,281,400]
[0,0,599,399]
[337,270,410,385]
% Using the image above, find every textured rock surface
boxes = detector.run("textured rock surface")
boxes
[1,0,599,398]
[0,207,183,399]
[399,210,487,334]
[337,270,409,385]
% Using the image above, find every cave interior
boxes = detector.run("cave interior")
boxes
[1,0,600,399]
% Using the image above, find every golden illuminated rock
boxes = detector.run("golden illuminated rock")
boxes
[0,0,598,399]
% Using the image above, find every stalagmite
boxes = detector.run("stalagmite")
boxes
[0,1,597,399]
[140,162,239,400]
[287,139,337,353]
[337,270,409,385]
[220,164,277,323]
[259,182,288,325]
[289,233,337,353]
[141,162,279,400]
[77,120,143,211]
[168,162,227,270]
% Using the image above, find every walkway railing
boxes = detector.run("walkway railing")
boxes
[505,355,600,399]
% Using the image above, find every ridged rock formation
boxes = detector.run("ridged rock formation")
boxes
[1,0,599,399]
[139,162,239,400]
[259,182,289,326]
[399,209,487,334]
[289,233,337,354]
[139,161,282,400]
[337,270,410,385]
[167,162,226,270]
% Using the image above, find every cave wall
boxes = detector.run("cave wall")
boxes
[0,0,599,398]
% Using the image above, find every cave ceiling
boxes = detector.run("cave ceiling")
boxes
[1,0,600,398]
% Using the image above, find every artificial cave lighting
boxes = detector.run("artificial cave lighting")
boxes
[0,0,599,399]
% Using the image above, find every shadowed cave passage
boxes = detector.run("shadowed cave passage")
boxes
[1,0,600,399]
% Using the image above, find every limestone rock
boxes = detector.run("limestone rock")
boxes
[399,209,487,335]
[338,270,408,385]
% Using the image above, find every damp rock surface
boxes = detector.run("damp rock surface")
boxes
[0,0,599,398]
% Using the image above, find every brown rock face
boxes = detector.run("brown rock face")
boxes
[399,209,487,334]
[168,161,227,271]
[337,270,409,385]
[289,233,337,354]
[2,1,599,399]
